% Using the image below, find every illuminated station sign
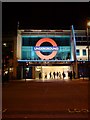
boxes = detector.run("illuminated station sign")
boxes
[17,35,72,62]
[34,38,59,60]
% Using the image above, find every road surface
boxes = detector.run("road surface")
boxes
[2,79,90,119]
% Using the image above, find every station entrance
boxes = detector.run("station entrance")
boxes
[16,27,78,80]
[35,66,71,81]
[19,65,73,81]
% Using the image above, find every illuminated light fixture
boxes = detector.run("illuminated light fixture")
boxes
[87,21,90,27]
[5,71,8,74]
[3,43,7,46]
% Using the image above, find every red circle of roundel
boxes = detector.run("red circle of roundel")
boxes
[35,38,58,60]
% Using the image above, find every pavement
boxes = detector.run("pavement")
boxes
[2,78,90,119]
[7,77,90,82]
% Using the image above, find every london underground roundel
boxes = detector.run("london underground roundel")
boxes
[34,38,58,60]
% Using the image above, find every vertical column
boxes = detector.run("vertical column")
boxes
[0,2,2,119]
[21,66,23,79]
[13,36,17,79]
[74,61,78,78]
[71,25,78,78]
[17,31,22,59]
[13,30,22,79]
[32,66,35,79]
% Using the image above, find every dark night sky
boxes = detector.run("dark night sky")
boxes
[2,2,90,35]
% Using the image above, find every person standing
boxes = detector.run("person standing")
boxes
[53,71,56,79]
[59,72,61,79]
[39,72,42,79]
[49,72,52,79]
[45,73,47,79]
[73,71,76,79]
[68,71,70,79]
[62,71,65,80]
[57,72,59,79]
[70,71,72,80]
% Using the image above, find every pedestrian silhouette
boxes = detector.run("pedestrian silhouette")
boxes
[57,72,59,78]
[45,73,47,79]
[70,71,72,80]
[73,71,76,79]
[39,72,42,79]
[59,72,61,79]
[62,71,65,79]
[49,72,52,79]
[53,71,56,79]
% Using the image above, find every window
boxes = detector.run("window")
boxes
[76,49,80,56]
[77,37,82,41]
[82,49,86,56]
[82,37,87,41]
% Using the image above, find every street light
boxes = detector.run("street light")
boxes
[87,21,90,61]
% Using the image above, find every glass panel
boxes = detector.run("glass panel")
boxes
[82,37,87,41]
[77,37,82,41]
[82,49,86,56]
[76,49,80,56]
[21,36,71,61]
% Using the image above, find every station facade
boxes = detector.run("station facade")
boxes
[16,26,90,81]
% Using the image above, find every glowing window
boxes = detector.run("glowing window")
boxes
[76,49,80,56]
[82,49,86,56]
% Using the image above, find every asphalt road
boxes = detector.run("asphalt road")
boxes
[2,79,90,119]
